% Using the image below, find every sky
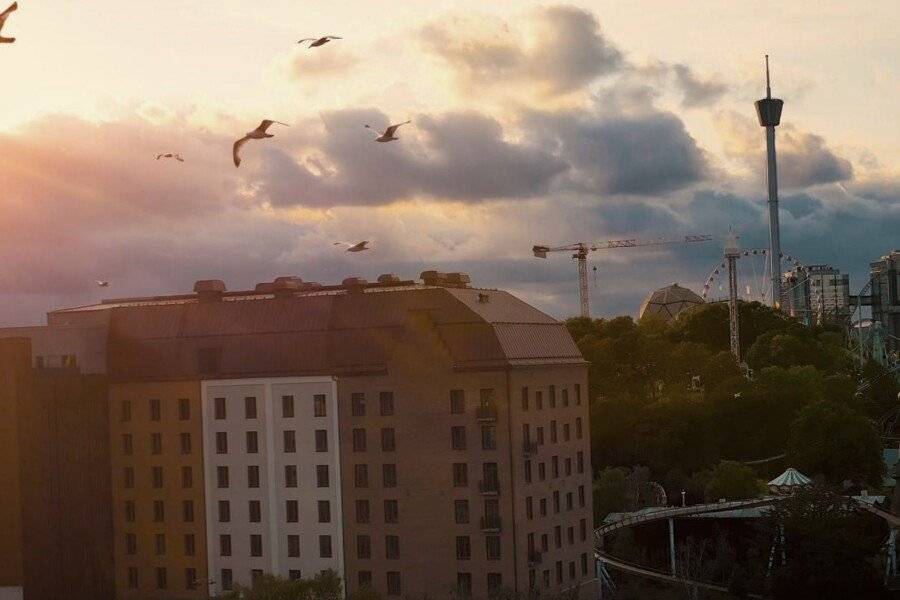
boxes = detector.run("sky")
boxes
[0,1,897,325]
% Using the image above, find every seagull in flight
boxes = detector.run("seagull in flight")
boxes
[334,241,370,253]
[0,2,18,44]
[297,36,341,48]
[365,120,411,143]
[95,280,110,287]
[156,153,184,162]
[233,120,288,167]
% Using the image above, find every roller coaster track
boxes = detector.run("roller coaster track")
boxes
[595,498,779,538]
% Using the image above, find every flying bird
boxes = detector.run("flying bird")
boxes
[334,241,370,253]
[365,120,411,143]
[95,280,110,287]
[297,36,341,48]
[0,2,18,44]
[233,120,288,167]
[156,153,184,162]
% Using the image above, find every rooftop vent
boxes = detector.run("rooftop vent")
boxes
[421,270,448,286]
[445,272,471,288]
[377,273,402,285]
[421,271,471,288]
[194,279,226,302]
[342,277,368,292]
[272,277,301,298]
[478,293,491,304]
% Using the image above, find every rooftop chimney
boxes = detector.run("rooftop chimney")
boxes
[421,271,471,288]
[194,279,226,302]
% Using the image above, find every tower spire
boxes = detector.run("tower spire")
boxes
[765,54,771,99]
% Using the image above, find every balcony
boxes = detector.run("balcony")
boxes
[476,403,498,422]
[478,479,500,495]
[527,550,542,566]
[480,515,502,532]
[523,439,538,456]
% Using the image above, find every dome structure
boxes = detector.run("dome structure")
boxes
[639,283,704,322]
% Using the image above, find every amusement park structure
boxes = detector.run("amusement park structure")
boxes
[755,55,784,309]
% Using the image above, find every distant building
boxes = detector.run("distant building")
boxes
[781,265,850,325]
[870,250,900,351]
[638,283,704,323]
[0,272,593,600]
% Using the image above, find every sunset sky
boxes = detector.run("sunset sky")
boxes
[0,1,897,324]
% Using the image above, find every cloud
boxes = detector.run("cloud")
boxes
[420,5,622,96]
[288,47,359,80]
[671,63,728,106]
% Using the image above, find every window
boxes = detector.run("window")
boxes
[538,462,546,481]
[550,421,557,444]
[549,385,556,408]
[536,390,543,410]
[451,426,467,450]
[351,393,366,417]
[554,525,562,548]
[290,570,303,581]
[553,491,560,513]
[580,519,587,542]
[579,485,586,508]
[575,383,582,405]
[155,567,167,590]
[288,535,300,557]
[562,387,569,407]
[353,428,367,452]
[536,426,544,445]
[182,500,194,522]
[181,466,193,488]
[381,428,396,452]
[385,535,400,559]
[355,464,369,487]
[185,568,197,590]
[214,397,226,420]
[540,498,547,517]
[219,534,231,557]
[563,423,571,442]
[245,396,257,419]
[285,465,298,488]
[487,573,503,594]
[314,394,327,417]
[155,533,166,555]
[383,463,397,487]
[221,568,233,591]
[178,398,190,420]
[486,535,501,560]
[569,561,576,581]
[455,499,469,524]
[316,465,329,487]
[198,348,220,374]
[215,432,228,454]
[217,466,229,488]
[247,465,260,488]
[250,534,263,557]
[453,463,468,487]
[284,430,297,453]
[356,499,370,523]
[380,391,394,416]
[127,567,138,590]
[184,534,196,556]
[125,533,137,555]
[384,499,398,523]
[450,389,466,414]
[315,430,328,452]
[249,500,261,523]
[180,432,191,454]
[541,533,549,552]
[319,535,333,558]
[582,553,589,575]
[525,460,532,483]
[282,395,295,418]
[357,535,371,559]
[125,500,135,522]
[457,573,472,597]
[525,496,533,520]
[576,417,583,440]
[386,572,401,596]
[565,457,572,476]
[567,526,575,545]
[552,455,559,478]
[246,431,259,454]
[481,425,497,450]
[577,451,584,474]
[149,398,161,421]
[219,501,231,523]
[152,466,163,488]
[121,434,133,455]
[252,570,263,584]
[542,569,550,589]
[286,500,299,523]
[482,462,499,492]
[456,535,471,560]
[151,433,162,454]
[521,387,529,411]
[121,400,132,423]
[318,500,331,523]
[359,571,373,588]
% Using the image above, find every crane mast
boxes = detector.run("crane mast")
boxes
[533,235,716,319]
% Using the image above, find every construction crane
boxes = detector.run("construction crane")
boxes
[533,235,716,318]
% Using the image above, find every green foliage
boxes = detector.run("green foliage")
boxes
[347,586,384,600]
[218,570,342,600]
[787,400,884,487]
[701,461,763,502]
[593,467,628,523]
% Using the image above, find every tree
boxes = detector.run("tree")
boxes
[787,400,884,487]
[218,571,342,600]
[702,461,763,502]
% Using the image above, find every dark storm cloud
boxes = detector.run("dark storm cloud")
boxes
[420,5,622,94]
[255,109,568,207]
[527,109,709,195]
[671,63,728,106]
[778,129,854,189]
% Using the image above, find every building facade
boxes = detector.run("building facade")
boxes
[3,272,592,600]
[871,251,900,351]
[781,265,850,326]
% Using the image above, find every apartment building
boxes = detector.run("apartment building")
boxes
[4,271,592,600]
